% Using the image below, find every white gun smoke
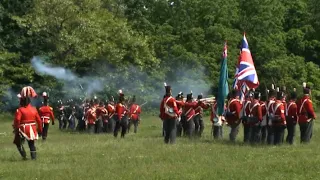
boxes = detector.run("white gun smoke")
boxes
[31,57,103,97]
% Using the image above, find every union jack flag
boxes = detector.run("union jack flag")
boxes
[235,33,259,89]
[233,33,259,103]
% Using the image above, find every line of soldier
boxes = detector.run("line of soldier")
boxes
[12,87,142,160]
[159,83,316,145]
[56,90,142,137]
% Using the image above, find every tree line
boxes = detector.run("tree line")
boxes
[1,0,320,110]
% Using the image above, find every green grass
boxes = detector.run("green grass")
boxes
[1,114,320,180]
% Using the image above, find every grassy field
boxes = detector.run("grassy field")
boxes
[1,114,320,180]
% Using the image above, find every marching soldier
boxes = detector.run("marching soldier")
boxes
[183,92,197,138]
[58,100,67,130]
[38,92,55,141]
[85,100,97,134]
[248,91,263,144]
[106,97,116,133]
[225,90,242,142]
[266,85,276,145]
[297,83,316,143]
[272,89,286,145]
[13,86,42,160]
[160,83,181,144]
[114,90,129,138]
[175,92,184,137]
[194,94,210,137]
[95,101,107,133]
[285,88,298,144]
[211,93,225,139]
[260,95,267,143]
[128,96,141,133]
[242,92,253,143]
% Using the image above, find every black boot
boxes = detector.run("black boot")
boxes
[17,146,27,160]
[30,151,37,160]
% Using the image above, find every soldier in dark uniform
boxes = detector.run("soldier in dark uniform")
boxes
[57,100,67,130]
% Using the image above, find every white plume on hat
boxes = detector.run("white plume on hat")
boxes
[17,94,21,98]
[42,92,47,97]
[271,84,275,90]
[276,87,279,92]
[164,82,167,87]
[118,89,123,94]
[302,82,306,88]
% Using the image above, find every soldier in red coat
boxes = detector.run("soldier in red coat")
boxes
[266,86,276,145]
[248,91,263,144]
[13,86,42,160]
[128,96,141,133]
[38,92,55,141]
[183,92,198,138]
[242,92,253,143]
[85,100,97,134]
[114,90,129,138]
[270,90,286,145]
[226,90,242,142]
[194,94,210,137]
[175,92,184,137]
[96,101,107,133]
[160,84,181,144]
[107,96,116,133]
[211,93,226,139]
[297,83,316,143]
[260,95,267,144]
[285,88,298,144]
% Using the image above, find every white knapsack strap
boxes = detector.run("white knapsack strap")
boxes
[227,99,238,112]
[249,102,259,114]
[267,101,275,116]
[286,102,295,116]
[299,99,308,114]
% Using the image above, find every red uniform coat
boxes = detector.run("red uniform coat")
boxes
[14,104,42,141]
[260,101,267,126]
[272,100,286,126]
[183,101,197,121]
[226,98,242,125]
[116,103,127,120]
[96,106,108,122]
[107,104,115,119]
[297,95,316,123]
[249,100,263,125]
[242,100,251,125]
[85,107,97,125]
[38,105,55,124]
[266,98,276,125]
[286,100,297,124]
[176,100,185,115]
[129,104,141,121]
[194,101,209,117]
[160,96,180,120]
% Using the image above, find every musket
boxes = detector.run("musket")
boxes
[140,101,148,107]
[183,97,215,102]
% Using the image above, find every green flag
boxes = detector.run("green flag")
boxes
[217,42,229,115]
